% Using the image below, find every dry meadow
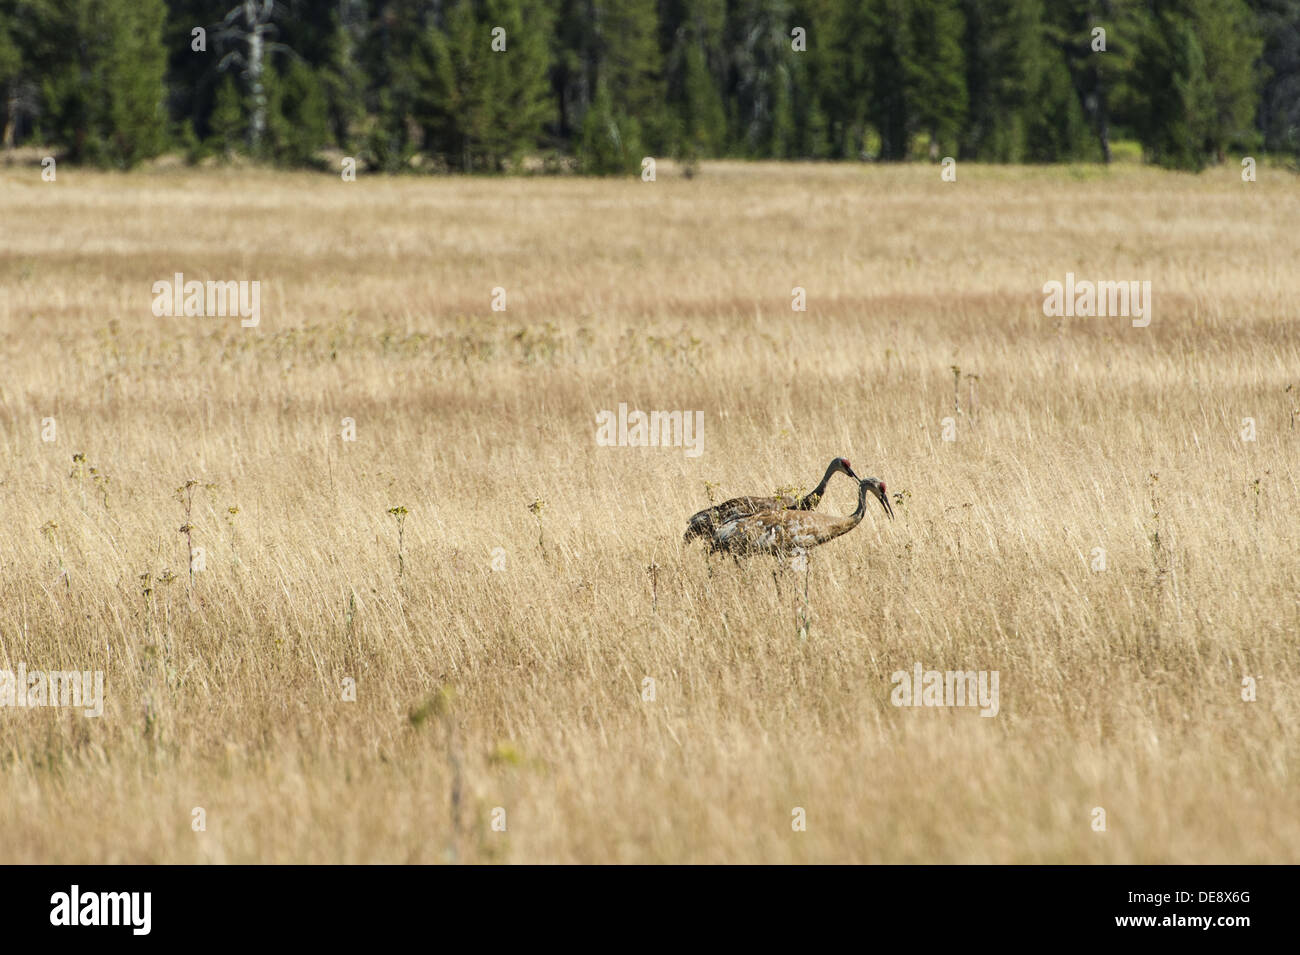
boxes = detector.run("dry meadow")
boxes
[0,159,1297,863]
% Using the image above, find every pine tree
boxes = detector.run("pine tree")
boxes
[788,0,836,158]
[679,34,726,157]
[579,76,642,172]
[1251,0,1300,158]
[209,72,245,154]
[1024,48,1096,161]
[663,0,727,159]
[266,56,328,165]
[562,0,664,171]
[360,0,428,171]
[1131,0,1259,169]
[824,0,876,158]
[864,0,910,160]
[905,0,967,158]
[40,0,169,167]
[960,0,1041,161]
[479,0,554,168]
[412,0,553,171]
[1190,0,1263,160]
[320,0,369,153]
[723,0,800,158]
[0,1,23,148]
[1134,5,1210,169]
[0,0,1283,171]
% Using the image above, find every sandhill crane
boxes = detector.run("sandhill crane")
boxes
[683,457,858,543]
[708,476,892,559]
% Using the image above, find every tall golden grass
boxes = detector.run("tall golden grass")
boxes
[0,160,1297,863]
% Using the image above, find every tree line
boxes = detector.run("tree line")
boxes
[1,0,1296,173]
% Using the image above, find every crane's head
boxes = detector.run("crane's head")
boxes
[834,457,858,480]
[863,477,893,519]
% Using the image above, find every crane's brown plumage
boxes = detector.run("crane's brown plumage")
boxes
[683,457,857,543]
[708,476,892,558]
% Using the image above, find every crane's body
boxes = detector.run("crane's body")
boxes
[708,477,892,558]
[683,457,856,543]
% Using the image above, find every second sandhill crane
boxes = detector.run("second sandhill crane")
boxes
[683,457,858,543]
[708,476,893,559]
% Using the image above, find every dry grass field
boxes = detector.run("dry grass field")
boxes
[0,159,1297,863]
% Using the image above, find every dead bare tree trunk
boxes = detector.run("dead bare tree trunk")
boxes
[2,87,15,149]
[218,0,282,154]
[247,16,266,151]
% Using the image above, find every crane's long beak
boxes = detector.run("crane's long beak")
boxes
[875,486,894,519]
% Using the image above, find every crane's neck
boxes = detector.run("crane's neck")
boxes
[817,482,870,544]
[798,462,839,510]
[849,480,869,521]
